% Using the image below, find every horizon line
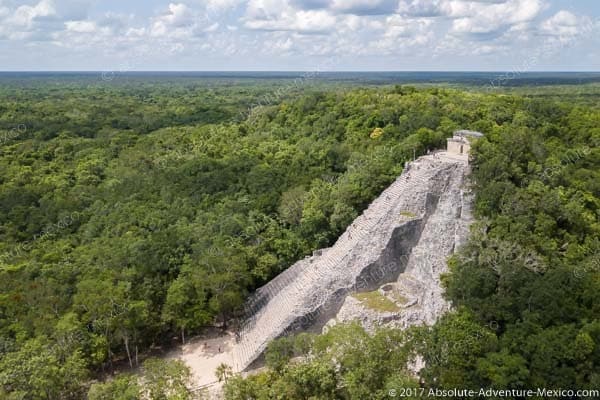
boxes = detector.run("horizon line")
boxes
[1,70,600,74]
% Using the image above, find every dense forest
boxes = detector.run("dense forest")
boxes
[0,77,598,399]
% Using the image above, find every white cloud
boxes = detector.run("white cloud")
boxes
[397,0,448,17]
[245,0,288,20]
[0,0,96,40]
[330,0,398,15]
[64,19,96,33]
[151,3,193,35]
[373,15,434,54]
[292,0,418,16]
[206,0,245,12]
[273,36,294,51]
[540,10,588,38]
[10,0,56,28]
[149,2,220,38]
[448,0,545,39]
[243,1,337,33]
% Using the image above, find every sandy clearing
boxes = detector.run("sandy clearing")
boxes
[167,330,237,391]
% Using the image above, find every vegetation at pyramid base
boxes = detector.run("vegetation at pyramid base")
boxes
[226,323,418,400]
[0,78,598,398]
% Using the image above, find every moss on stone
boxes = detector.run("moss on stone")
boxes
[352,291,400,312]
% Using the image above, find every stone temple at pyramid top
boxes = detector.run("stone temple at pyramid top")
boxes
[446,130,484,158]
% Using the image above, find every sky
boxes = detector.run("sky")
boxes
[0,0,599,71]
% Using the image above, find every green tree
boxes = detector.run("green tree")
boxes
[215,363,233,383]
[142,358,194,400]
[0,337,88,400]
[88,374,140,400]
[265,337,294,373]
[162,258,212,344]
